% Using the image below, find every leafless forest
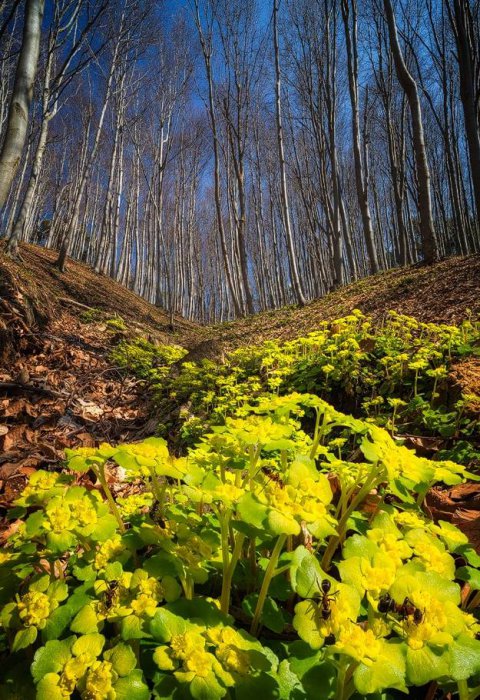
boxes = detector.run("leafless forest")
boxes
[0,0,479,322]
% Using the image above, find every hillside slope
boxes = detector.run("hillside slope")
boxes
[0,243,200,359]
[210,254,480,348]
[1,245,479,501]
[0,244,201,497]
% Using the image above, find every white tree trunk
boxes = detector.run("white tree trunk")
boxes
[0,0,45,209]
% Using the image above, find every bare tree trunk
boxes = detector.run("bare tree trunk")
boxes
[273,0,306,306]
[193,0,243,317]
[55,20,122,272]
[448,0,480,228]
[383,0,438,263]
[341,0,379,274]
[0,0,45,209]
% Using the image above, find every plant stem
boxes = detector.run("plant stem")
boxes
[150,472,167,513]
[467,590,480,612]
[458,679,470,700]
[335,659,348,700]
[250,534,287,636]
[468,684,480,700]
[309,409,327,459]
[322,468,379,571]
[95,466,125,533]
[218,509,231,591]
[220,531,245,614]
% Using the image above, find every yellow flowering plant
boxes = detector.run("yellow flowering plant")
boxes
[1,311,479,699]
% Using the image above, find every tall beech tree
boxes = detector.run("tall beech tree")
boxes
[383,0,438,263]
[0,0,44,209]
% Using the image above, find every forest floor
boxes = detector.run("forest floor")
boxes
[0,244,479,524]
[0,244,200,509]
[208,254,480,348]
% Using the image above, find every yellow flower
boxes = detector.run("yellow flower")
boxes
[130,594,158,617]
[17,590,56,628]
[335,625,381,666]
[170,631,204,660]
[60,654,90,694]
[70,499,98,527]
[393,511,426,530]
[117,493,153,517]
[216,644,250,675]
[137,575,163,600]
[82,660,116,700]
[183,649,214,678]
[360,557,397,598]
[46,503,73,532]
[205,627,252,676]
[404,597,452,650]
[19,470,60,500]
[407,531,455,579]
[366,530,412,568]
[0,551,12,565]
[215,482,244,504]
[94,535,124,570]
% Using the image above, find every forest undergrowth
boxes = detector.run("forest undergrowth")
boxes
[1,307,480,699]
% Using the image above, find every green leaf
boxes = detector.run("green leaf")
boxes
[287,642,336,698]
[106,643,137,676]
[31,638,75,681]
[166,598,231,627]
[292,600,324,649]
[120,614,146,640]
[70,604,100,634]
[405,645,451,686]
[354,640,407,695]
[71,632,104,658]
[342,534,377,560]
[275,659,306,698]
[290,546,323,598]
[455,566,480,591]
[42,604,77,642]
[267,509,300,536]
[25,510,44,537]
[458,546,480,568]
[72,562,96,582]
[65,454,90,473]
[12,625,37,651]
[48,580,68,602]
[152,673,180,699]
[150,608,187,642]
[90,514,119,542]
[46,530,76,554]
[113,451,141,471]
[114,670,150,700]
[190,674,226,700]
[144,552,183,578]
[237,492,268,531]
[235,673,282,700]
[449,635,480,680]
[105,561,124,580]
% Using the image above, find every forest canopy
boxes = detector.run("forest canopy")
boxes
[0,0,479,322]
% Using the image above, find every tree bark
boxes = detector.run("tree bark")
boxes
[449,0,480,227]
[383,0,438,263]
[0,0,45,209]
[341,0,379,274]
[273,0,306,306]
